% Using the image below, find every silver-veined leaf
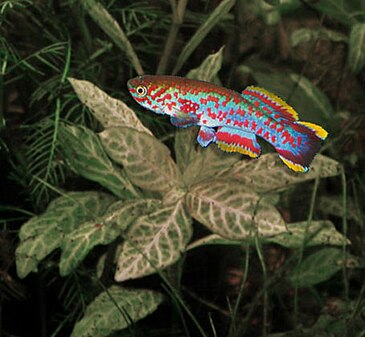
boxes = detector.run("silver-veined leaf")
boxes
[59,123,140,199]
[68,78,150,133]
[16,192,114,278]
[100,127,183,193]
[71,286,163,337]
[59,199,160,276]
[187,220,350,249]
[115,200,192,281]
[229,154,341,193]
[186,178,286,239]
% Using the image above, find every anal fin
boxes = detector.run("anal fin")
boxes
[216,126,261,158]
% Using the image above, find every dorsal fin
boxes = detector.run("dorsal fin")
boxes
[242,86,298,122]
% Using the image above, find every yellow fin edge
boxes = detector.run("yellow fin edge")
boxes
[217,142,259,158]
[279,156,308,173]
[298,121,328,140]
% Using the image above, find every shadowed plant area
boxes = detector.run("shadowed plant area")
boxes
[1,0,365,337]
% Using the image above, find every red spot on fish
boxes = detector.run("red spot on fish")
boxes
[229,108,235,115]
[271,135,276,143]
[256,110,264,118]
[227,118,232,124]
[251,121,257,131]
[297,136,302,147]
[263,131,269,140]
[243,120,249,128]
[264,119,270,126]
[200,98,208,105]
[254,100,260,107]
[234,120,243,127]
[257,127,263,135]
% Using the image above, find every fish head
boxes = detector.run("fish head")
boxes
[127,75,165,114]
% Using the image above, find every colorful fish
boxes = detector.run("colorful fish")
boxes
[127,75,328,172]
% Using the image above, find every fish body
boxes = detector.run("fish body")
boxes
[127,75,328,172]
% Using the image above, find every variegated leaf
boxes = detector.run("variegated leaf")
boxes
[68,78,150,133]
[100,127,183,193]
[59,124,140,199]
[71,286,163,337]
[186,179,286,239]
[269,220,350,247]
[16,192,114,278]
[182,144,240,186]
[318,195,361,224]
[229,154,342,193]
[59,199,160,276]
[115,200,192,281]
[188,220,349,250]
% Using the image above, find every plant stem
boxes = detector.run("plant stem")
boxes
[156,0,188,75]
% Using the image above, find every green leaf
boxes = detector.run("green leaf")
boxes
[348,23,365,74]
[311,0,358,27]
[182,143,240,186]
[59,124,140,199]
[241,67,333,124]
[229,154,342,193]
[289,248,345,287]
[59,199,160,276]
[186,178,286,240]
[81,0,143,75]
[172,0,235,75]
[71,286,163,337]
[186,46,224,81]
[290,28,348,47]
[115,200,192,281]
[174,128,199,174]
[269,221,350,248]
[68,78,151,134]
[99,127,183,193]
[16,192,114,278]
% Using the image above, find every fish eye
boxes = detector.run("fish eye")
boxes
[136,85,147,97]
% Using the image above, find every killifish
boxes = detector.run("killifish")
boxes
[127,75,328,172]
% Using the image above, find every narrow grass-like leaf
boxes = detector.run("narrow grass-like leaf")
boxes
[186,46,224,81]
[186,178,286,239]
[16,192,114,278]
[229,154,341,193]
[59,199,160,276]
[172,0,235,75]
[71,286,163,337]
[348,23,365,74]
[115,200,192,281]
[68,78,151,134]
[81,0,143,75]
[59,124,140,199]
[100,127,183,193]
[289,248,346,287]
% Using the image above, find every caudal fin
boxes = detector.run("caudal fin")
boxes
[275,121,328,173]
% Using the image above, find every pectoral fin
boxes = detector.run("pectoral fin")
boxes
[216,126,261,158]
[170,116,199,128]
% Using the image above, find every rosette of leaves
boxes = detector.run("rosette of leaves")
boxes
[16,48,348,337]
